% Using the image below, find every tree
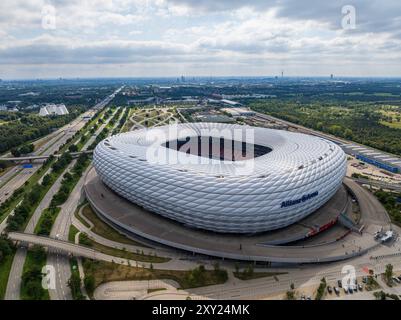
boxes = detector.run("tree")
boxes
[384,264,393,284]
[41,174,52,186]
[344,128,354,139]
[0,236,13,262]
[68,144,78,153]
[25,280,44,299]
[84,275,95,294]
[10,147,21,157]
[68,272,85,300]
[286,290,295,300]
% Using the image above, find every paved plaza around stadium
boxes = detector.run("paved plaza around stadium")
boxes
[85,167,391,264]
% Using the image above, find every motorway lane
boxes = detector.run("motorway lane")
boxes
[47,100,122,299]
[4,248,27,300]
[3,90,121,300]
[0,110,93,205]
[4,167,70,300]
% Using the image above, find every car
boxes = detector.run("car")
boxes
[392,277,400,284]
[334,287,340,295]
[344,287,348,294]
[348,287,354,294]
[338,280,343,288]
[362,276,367,283]
[358,284,363,291]
[306,296,311,300]
[397,276,401,281]
[301,295,305,300]
[327,286,333,294]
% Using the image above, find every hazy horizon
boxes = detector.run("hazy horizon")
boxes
[1,1,401,79]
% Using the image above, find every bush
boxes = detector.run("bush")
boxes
[84,275,95,295]
[315,278,327,300]
[79,233,92,247]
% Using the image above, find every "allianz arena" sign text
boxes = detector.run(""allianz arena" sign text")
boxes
[281,191,319,208]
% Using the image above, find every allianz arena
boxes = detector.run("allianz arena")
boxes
[93,123,347,234]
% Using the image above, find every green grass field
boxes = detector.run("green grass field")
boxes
[0,251,15,300]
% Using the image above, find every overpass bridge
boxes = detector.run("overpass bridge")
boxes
[0,150,93,163]
[7,232,122,262]
[352,177,401,192]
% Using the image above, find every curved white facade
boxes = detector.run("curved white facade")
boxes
[93,123,346,233]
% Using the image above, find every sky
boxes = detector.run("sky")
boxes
[1,0,401,79]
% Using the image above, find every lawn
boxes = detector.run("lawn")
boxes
[78,233,169,263]
[82,259,228,297]
[20,248,50,300]
[69,224,80,242]
[80,204,149,247]
[0,251,15,299]
[380,120,401,129]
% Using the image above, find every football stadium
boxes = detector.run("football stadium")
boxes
[92,123,347,234]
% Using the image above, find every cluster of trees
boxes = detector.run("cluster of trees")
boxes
[68,271,85,300]
[374,290,400,300]
[184,264,228,288]
[0,160,10,172]
[2,107,105,231]
[0,236,14,264]
[114,108,130,134]
[36,154,90,236]
[0,111,18,122]
[374,190,401,226]
[21,246,48,300]
[84,274,95,295]
[6,183,45,231]
[68,258,86,300]
[6,153,73,232]
[0,110,83,154]
[250,100,401,156]
[0,185,25,221]
[384,264,393,285]
[88,126,109,150]
[78,232,92,247]
[10,143,34,157]
[35,207,60,236]
[234,263,254,280]
[315,277,327,300]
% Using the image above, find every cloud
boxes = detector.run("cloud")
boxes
[167,0,401,36]
[1,0,401,78]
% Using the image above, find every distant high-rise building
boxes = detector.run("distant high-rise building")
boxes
[181,75,185,82]
[330,74,334,79]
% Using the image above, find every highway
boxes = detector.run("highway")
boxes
[0,151,93,162]
[4,116,99,300]
[47,103,122,300]
[0,111,93,207]
[4,147,83,299]
[0,86,123,205]
[3,88,122,300]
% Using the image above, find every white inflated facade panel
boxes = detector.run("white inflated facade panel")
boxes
[93,123,347,233]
